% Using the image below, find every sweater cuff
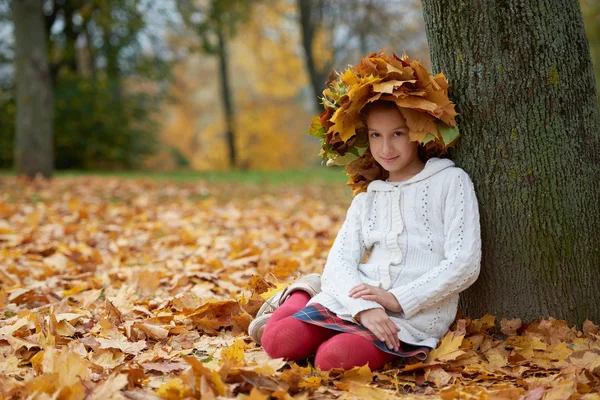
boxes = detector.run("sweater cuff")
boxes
[347,298,384,319]
[390,287,421,319]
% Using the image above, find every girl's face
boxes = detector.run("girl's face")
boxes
[366,103,423,181]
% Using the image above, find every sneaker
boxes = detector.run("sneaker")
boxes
[248,273,321,345]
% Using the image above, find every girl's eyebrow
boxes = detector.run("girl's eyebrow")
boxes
[368,126,408,132]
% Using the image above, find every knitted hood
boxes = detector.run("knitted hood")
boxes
[367,157,455,192]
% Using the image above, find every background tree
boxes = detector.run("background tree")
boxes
[421,0,600,325]
[12,0,54,178]
[1,0,174,170]
[296,0,427,113]
[175,0,251,169]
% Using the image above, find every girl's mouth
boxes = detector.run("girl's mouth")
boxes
[382,156,399,163]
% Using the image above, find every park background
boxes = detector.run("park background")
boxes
[1,0,596,174]
[1,1,600,399]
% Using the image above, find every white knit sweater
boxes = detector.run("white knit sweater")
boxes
[306,157,482,349]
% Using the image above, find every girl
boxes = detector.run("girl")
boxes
[248,51,481,371]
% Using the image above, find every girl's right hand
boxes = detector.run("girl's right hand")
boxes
[355,308,401,351]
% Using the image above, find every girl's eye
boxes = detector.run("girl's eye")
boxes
[369,131,405,138]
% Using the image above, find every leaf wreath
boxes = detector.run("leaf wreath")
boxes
[306,50,460,196]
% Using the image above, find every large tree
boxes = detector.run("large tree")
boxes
[12,0,54,178]
[420,0,600,325]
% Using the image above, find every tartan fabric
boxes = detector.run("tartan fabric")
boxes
[291,303,431,360]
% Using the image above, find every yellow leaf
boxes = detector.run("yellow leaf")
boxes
[271,257,300,279]
[156,378,192,400]
[484,348,509,368]
[426,332,466,363]
[469,314,496,333]
[505,336,546,351]
[260,283,289,301]
[338,381,397,400]
[336,364,372,390]
[220,339,246,364]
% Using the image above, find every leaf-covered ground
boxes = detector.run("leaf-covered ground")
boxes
[0,176,599,400]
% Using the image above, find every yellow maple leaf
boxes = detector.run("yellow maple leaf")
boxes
[220,339,246,364]
[426,332,466,363]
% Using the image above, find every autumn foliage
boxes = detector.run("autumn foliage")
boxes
[0,177,599,399]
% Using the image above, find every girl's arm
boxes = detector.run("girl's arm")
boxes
[389,169,482,320]
[321,192,384,319]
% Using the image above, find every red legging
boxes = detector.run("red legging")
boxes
[261,292,397,370]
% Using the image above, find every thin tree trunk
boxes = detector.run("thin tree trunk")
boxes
[103,27,122,103]
[63,1,77,73]
[84,20,97,81]
[297,0,327,113]
[421,0,600,325]
[13,0,54,178]
[216,24,237,169]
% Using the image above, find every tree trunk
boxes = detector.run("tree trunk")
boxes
[420,0,600,326]
[103,27,122,104]
[216,24,237,169]
[13,0,54,178]
[297,0,328,113]
[62,1,78,73]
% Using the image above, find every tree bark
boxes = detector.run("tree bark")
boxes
[420,0,600,326]
[13,0,54,178]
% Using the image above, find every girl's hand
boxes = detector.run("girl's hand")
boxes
[349,283,403,313]
[355,308,400,351]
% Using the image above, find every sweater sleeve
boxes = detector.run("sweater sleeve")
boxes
[389,170,482,319]
[321,192,384,318]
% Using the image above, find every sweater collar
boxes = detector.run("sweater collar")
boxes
[367,157,455,192]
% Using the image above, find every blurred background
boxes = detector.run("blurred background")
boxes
[0,0,598,173]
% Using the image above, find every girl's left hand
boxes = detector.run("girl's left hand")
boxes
[349,284,403,313]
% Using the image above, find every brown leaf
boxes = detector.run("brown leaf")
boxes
[500,317,522,336]
[142,361,188,373]
[97,338,147,355]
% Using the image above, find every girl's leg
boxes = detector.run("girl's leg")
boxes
[261,292,337,360]
[314,333,397,371]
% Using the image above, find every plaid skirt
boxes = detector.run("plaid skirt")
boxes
[291,303,431,360]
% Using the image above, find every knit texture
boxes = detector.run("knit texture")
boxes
[307,157,482,349]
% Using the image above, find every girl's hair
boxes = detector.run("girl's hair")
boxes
[359,100,431,164]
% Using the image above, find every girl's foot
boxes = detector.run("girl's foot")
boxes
[248,273,321,345]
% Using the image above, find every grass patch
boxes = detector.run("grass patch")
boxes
[0,168,349,185]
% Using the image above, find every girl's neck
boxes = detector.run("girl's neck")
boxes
[387,159,426,182]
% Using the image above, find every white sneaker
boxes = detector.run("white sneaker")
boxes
[248,273,321,345]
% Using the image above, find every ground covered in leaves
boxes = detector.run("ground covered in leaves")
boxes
[0,176,599,399]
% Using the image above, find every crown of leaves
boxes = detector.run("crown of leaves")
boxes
[306,50,460,195]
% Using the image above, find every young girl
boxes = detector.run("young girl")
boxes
[248,51,481,371]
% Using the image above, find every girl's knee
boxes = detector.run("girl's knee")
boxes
[314,334,395,371]
[314,340,348,371]
[261,319,315,360]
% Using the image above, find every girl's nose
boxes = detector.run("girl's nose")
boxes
[383,138,394,154]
